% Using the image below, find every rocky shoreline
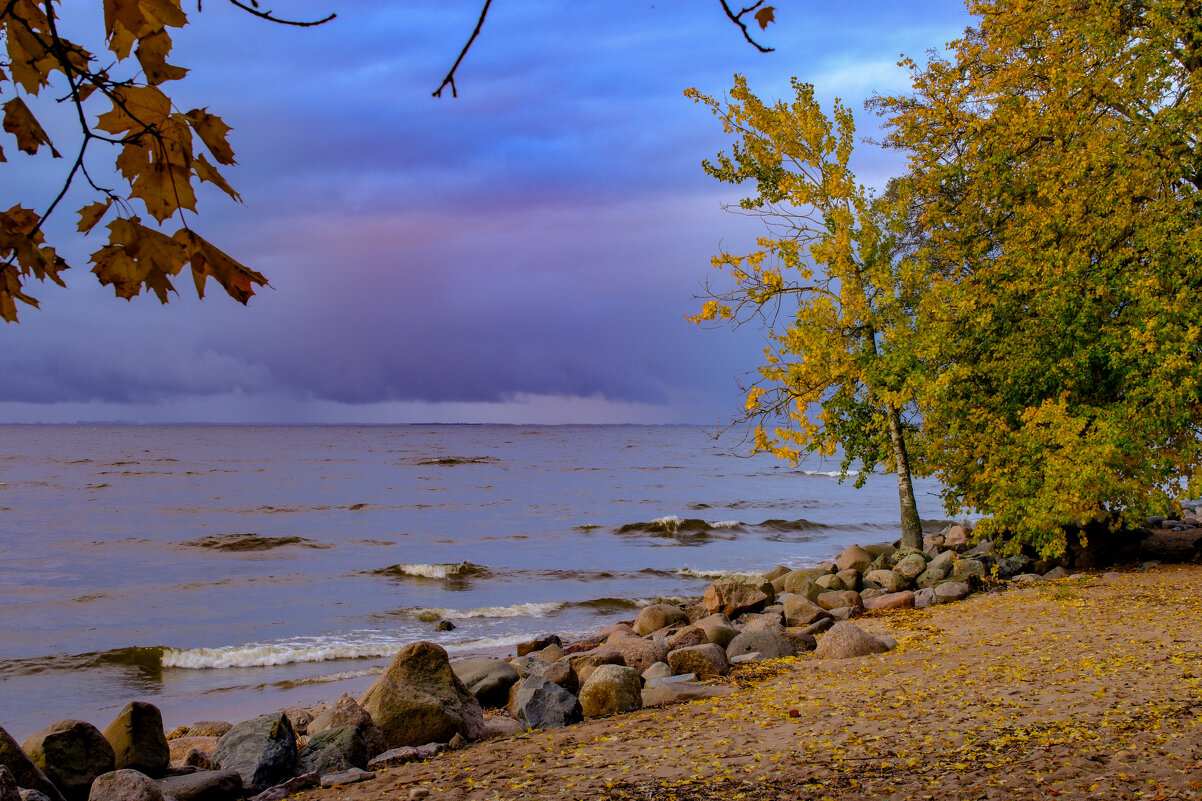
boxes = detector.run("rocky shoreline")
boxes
[2,512,1200,801]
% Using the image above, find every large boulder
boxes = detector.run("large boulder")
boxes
[813,574,847,592]
[815,590,861,611]
[641,682,736,708]
[451,660,521,710]
[666,644,730,679]
[814,622,891,660]
[864,569,909,593]
[298,726,367,776]
[211,713,296,794]
[0,725,64,801]
[914,566,949,589]
[835,545,874,574]
[781,568,830,594]
[567,649,626,686]
[102,702,169,779]
[944,524,972,550]
[783,595,829,627]
[726,631,796,660]
[603,635,668,674]
[894,552,930,580]
[692,614,739,648]
[155,769,242,801]
[935,581,971,603]
[167,737,218,764]
[306,694,387,758]
[862,590,915,611]
[87,770,164,801]
[577,665,642,718]
[633,604,689,636]
[0,766,19,801]
[666,626,708,650]
[702,577,775,618]
[507,676,582,729]
[359,641,486,748]
[23,720,115,801]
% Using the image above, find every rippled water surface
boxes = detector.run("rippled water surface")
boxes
[0,424,944,738]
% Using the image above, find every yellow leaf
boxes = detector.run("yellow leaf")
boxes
[77,201,114,234]
[184,108,236,165]
[174,229,267,303]
[2,98,60,157]
[135,29,188,85]
[193,153,241,202]
[96,85,173,135]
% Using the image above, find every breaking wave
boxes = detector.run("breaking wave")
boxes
[372,562,489,580]
[180,533,332,552]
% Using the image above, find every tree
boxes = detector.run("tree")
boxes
[876,0,1202,555]
[686,75,929,549]
[1,0,778,323]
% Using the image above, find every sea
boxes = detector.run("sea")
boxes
[0,424,948,740]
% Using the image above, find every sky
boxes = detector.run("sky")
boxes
[0,0,973,424]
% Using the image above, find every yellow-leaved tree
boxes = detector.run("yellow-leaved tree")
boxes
[876,0,1202,556]
[686,76,929,549]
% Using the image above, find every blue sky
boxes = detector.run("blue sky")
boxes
[0,0,971,423]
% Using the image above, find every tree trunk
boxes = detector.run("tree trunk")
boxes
[886,404,923,550]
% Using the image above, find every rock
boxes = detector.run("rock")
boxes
[782,629,817,653]
[949,558,987,584]
[165,728,189,741]
[167,739,217,765]
[814,622,891,659]
[781,568,830,594]
[935,581,971,603]
[913,587,939,607]
[862,590,915,611]
[280,710,312,737]
[666,626,708,650]
[0,766,19,801]
[666,643,730,679]
[507,676,582,729]
[889,547,927,567]
[21,792,54,801]
[964,540,995,558]
[318,768,374,789]
[944,524,972,549]
[515,635,561,657]
[692,614,739,648]
[835,568,860,592]
[928,549,957,572]
[481,716,525,739]
[633,604,689,636]
[1011,573,1046,583]
[183,724,230,740]
[246,772,318,801]
[995,554,1032,579]
[894,553,930,580]
[451,659,521,709]
[562,634,605,655]
[729,652,763,664]
[835,545,874,574]
[726,631,795,660]
[864,569,909,593]
[763,565,791,582]
[702,576,775,618]
[923,532,946,550]
[915,566,949,589]
[435,619,455,632]
[645,673,696,687]
[567,649,626,686]
[597,623,634,640]
[640,682,737,707]
[816,590,861,610]
[87,770,164,801]
[642,662,673,682]
[603,635,668,674]
[863,543,896,560]
[103,702,170,779]
[365,748,419,770]
[827,605,862,621]
[813,573,846,592]
[298,726,366,775]
[306,694,387,759]
[860,587,884,601]
[359,641,486,749]
[530,643,565,663]
[1044,566,1070,580]
[577,665,642,717]
[0,725,64,801]
[210,713,296,794]
[739,612,784,634]
[23,720,115,801]
[155,769,242,801]
[180,749,215,772]
[801,617,834,635]
[783,595,829,627]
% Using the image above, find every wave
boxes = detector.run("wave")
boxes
[0,646,166,679]
[798,469,858,478]
[616,516,744,536]
[372,562,488,580]
[406,602,566,622]
[409,456,500,466]
[180,533,332,552]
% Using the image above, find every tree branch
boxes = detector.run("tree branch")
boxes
[718,0,774,54]
[223,0,335,27]
[434,0,493,98]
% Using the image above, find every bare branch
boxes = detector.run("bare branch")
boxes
[434,0,493,99]
[224,0,335,27]
[718,0,774,54]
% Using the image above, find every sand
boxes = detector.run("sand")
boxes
[293,564,1202,800]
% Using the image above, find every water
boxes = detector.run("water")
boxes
[0,424,945,739]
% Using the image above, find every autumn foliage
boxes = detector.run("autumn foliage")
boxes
[0,0,267,322]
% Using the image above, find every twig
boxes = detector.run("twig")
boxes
[434,0,493,98]
[224,0,335,27]
[718,0,774,53]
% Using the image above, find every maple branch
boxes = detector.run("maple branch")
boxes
[223,0,335,27]
[434,0,493,99]
[718,0,774,54]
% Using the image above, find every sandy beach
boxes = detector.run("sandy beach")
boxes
[293,564,1202,800]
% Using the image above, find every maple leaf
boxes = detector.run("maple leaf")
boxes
[77,200,114,234]
[754,6,775,30]
[90,216,187,301]
[174,229,267,303]
[2,97,61,157]
[135,29,188,85]
[193,153,242,201]
[96,85,173,134]
[184,108,236,165]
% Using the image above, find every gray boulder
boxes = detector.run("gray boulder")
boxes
[23,720,115,801]
[666,643,730,679]
[739,612,784,634]
[814,622,891,660]
[184,723,231,740]
[726,631,795,660]
[507,676,582,729]
[780,567,830,594]
[298,726,366,775]
[21,792,55,801]
[87,770,164,801]
[577,665,642,718]
[835,545,874,573]
[318,768,373,789]
[481,717,526,739]
[862,590,915,611]
[995,554,1032,579]
[567,649,626,686]
[692,614,739,648]
[864,569,908,593]
[0,766,19,801]
[641,662,672,682]
[813,573,846,592]
[0,725,64,801]
[633,604,689,636]
[782,629,817,653]
[641,682,736,708]
[450,659,521,709]
[815,590,861,610]
[603,635,667,674]
[894,552,930,579]
[914,566,949,589]
[156,769,242,801]
[103,702,170,779]
[928,550,957,572]
[358,641,486,748]
[211,713,296,794]
[914,587,939,607]
[783,595,829,627]
[248,771,319,801]
[306,694,387,758]
[950,558,987,584]
[666,626,708,650]
[935,581,971,603]
[702,577,775,617]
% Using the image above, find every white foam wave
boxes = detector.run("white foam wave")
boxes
[163,634,413,669]
[388,562,482,579]
[412,602,565,622]
[675,567,766,579]
[650,515,684,528]
[709,520,741,529]
[799,469,858,478]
